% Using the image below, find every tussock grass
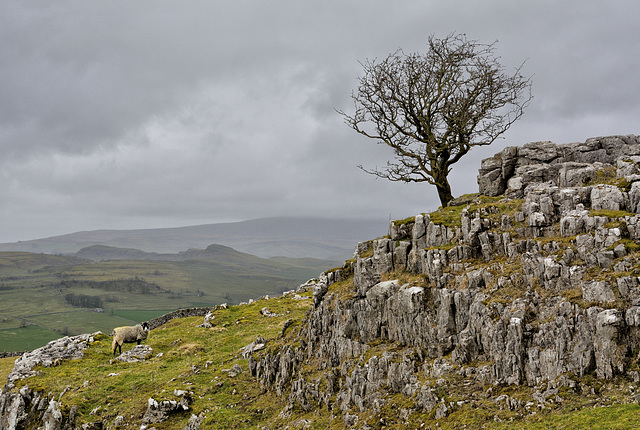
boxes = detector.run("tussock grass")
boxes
[0,356,16,383]
[10,292,313,429]
[429,196,524,229]
[429,204,466,227]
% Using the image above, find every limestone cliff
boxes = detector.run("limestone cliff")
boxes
[3,134,640,428]
[250,134,640,426]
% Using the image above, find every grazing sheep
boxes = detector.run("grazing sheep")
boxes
[111,322,150,355]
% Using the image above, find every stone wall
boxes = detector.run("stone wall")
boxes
[145,307,213,330]
[0,352,24,359]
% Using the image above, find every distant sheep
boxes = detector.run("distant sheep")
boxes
[111,322,150,355]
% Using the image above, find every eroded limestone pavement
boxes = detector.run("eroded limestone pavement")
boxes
[3,134,640,428]
[250,134,640,426]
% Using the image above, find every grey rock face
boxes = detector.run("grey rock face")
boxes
[559,162,597,187]
[591,184,625,211]
[478,135,640,197]
[617,156,640,178]
[0,393,25,430]
[0,333,101,429]
[241,336,266,358]
[184,412,205,430]
[629,182,640,213]
[582,281,615,303]
[618,277,640,305]
[42,400,62,430]
[250,134,640,419]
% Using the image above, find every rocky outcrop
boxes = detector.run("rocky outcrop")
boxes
[477,134,640,197]
[112,344,154,363]
[0,333,100,429]
[142,393,191,425]
[5,333,100,390]
[251,135,640,421]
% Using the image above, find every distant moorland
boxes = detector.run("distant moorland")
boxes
[0,243,336,352]
[0,217,388,260]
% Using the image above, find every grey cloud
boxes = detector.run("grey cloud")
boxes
[1,1,638,242]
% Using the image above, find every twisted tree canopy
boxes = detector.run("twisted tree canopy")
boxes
[339,33,532,207]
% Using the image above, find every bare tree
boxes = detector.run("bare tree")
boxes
[339,33,532,207]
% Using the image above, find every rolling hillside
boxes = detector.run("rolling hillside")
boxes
[0,244,336,352]
[0,217,388,260]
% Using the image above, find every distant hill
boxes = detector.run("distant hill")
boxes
[0,217,388,260]
[73,243,336,269]
[0,243,338,352]
[73,244,178,261]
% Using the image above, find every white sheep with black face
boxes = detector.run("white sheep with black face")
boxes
[111,322,150,355]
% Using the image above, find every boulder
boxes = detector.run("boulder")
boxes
[142,396,190,425]
[113,345,153,363]
[591,184,625,211]
[582,281,615,303]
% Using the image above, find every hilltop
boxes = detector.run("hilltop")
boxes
[0,217,388,261]
[3,134,640,429]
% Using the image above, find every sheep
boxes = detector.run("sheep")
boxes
[111,322,150,355]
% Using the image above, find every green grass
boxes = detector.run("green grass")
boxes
[590,209,635,219]
[0,356,15,383]
[490,403,640,429]
[27,311,133,337]
[392,216,416,226]
[0,286,68,316]
[0,325,61,352]
[0,315,22,329]
[11,292,314,429]
[113,309,176,322]
[427,195,524,229]
[0,250,331,352]
[429,204,466,227]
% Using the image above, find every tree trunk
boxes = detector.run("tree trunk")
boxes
[432,163,453,207]
[435,180,453,208]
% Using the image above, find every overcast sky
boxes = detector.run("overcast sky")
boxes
[1,1,638,243]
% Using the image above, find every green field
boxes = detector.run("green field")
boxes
[0,325,61,352]
[113,309,176,322]
[27,311,134,336]
[0,249,332,352]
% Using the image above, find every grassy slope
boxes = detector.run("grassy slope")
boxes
[0,250,333,352]
[10,293,314,429]
[5,287,640,429]
[0,356,15,383]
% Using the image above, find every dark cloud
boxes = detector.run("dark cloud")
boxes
[1,1,638,242]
